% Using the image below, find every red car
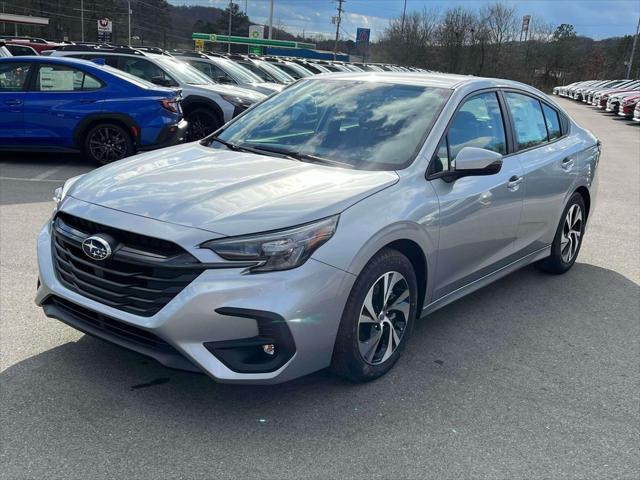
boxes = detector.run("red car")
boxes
[618,94,640,119]
[0,36,63,54]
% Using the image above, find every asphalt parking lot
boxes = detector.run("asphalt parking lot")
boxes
[1,98,638,480]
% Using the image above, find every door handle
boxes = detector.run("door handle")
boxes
[80,99,96,104]
[561,157,575,171]
[507,175,523,191]
[4,99,22,105]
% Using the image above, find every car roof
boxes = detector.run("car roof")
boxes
[0,55,100,68]
[299,71,544,92]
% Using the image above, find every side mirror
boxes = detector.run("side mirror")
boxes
[443,147,503,181]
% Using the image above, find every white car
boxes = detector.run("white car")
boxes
[52,45,266,140]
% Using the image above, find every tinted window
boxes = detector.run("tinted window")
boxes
[188,60,233,83]
[432,92,507,172]
[217,79,451,170]
[541,103,562,140]
[71,54,119,68]
[505,92,548,150]
[120,57,176,86]
[6,45,36,56]
[0,62,31,91]
[35,64,102,91]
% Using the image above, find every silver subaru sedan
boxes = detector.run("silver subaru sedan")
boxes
[36,72,600,384]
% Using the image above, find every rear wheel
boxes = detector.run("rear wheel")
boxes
[331,249,418,382]
[84,122,134,165]
[184,108,221,142]
[538,192,586,274]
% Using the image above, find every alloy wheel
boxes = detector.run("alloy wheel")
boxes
[88,126,128,163]
[185,113,215,142]
[561,204,583,263]
[357,271,411,365]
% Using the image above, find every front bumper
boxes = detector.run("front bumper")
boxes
[35,198,355,384]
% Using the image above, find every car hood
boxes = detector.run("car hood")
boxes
[68,143,399,236]
[190,83,266,102]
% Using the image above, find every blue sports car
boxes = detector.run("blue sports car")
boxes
[0,56,186,164]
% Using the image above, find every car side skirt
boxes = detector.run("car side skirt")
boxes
[421,245,551,318]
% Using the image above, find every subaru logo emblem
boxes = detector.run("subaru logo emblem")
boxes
[82,235,112,261]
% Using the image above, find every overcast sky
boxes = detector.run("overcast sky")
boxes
[173,0,640,41]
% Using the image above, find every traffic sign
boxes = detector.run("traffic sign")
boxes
[356,27,370,45]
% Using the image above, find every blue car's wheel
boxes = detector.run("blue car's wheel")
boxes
[84,122,134,165]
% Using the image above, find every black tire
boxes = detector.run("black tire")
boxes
[331,248,418,383]
[184,108,222,142]
[537,192,586,274]
[83,122,134,165]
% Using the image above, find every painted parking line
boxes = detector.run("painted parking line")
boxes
[32,163,74,181]
[0,176,67,183]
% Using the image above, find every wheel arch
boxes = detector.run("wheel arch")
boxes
[574,185,591,220]
[383,239,428,315]
[181,96,224,125]
[73,113,138,148]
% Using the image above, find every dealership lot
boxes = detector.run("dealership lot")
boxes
[1,98,638,479]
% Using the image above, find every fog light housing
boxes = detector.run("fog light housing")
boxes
[262,344,275,355]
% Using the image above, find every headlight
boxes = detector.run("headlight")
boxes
[53,175,84,209]
[201,215,339,273]
[220,94,255,108]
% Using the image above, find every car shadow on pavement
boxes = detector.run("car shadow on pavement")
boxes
[2,263,638,477]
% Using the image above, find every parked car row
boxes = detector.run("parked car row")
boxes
[553,78,640,122]
[1,40,422,164]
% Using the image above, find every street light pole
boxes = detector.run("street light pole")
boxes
[127,0,131,46]
[333,0,344,61]
[627,16,640,79]
[80,0,84,42]
[268,0,274,39]
[227,0,233,53]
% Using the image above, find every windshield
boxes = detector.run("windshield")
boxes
[214,79,451,171]
[154,57,212,85]
[217,58,263,83]
[257,60,295,83]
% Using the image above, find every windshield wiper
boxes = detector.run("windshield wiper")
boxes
[239,143,353,168]
[210,137,243,151]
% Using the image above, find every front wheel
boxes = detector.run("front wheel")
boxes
[184,108,221,142]
[538,192,586,274]
[331,249,418,382]
[84,123,134,165]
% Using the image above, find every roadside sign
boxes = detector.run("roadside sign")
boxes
[194,39,205,51]
[249,25,264,39]
[97,18,112,43]
[356,27,370,46]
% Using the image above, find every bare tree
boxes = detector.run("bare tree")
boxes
[436,7,476,73]
[481,2,517,75]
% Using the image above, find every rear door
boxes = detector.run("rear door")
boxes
[22,63,106,147]
[0,61,32,144]
[502,91,578,256]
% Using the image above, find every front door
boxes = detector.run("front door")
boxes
[0,61,32,144]
[430,91,524,299]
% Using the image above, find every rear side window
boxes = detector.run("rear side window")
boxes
[504,92,548,150]
[0,62,31,91]
[70,54,119,68]
[541,103,562,140]
[35,64,102,91]
[120,57,176,86]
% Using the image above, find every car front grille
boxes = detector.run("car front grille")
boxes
[52,212,205,317]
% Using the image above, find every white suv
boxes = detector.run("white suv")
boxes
[52,45,266,140]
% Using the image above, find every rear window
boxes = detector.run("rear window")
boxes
[541,103,562,141]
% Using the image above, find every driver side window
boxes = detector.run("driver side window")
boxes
[432,92,507,173]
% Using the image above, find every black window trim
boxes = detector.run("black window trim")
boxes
[499,88,570,157]
[426,88,512,180]
[26,62,105,92]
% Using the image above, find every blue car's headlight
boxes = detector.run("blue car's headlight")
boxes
[201,215,339,273]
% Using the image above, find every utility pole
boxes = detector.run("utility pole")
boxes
[227,0,233,53]
[268,0,274,39]
[333,0,344,61]
[627,16,640,79]
[80,0,84,42]
[127,0,132,46]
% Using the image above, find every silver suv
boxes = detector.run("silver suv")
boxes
[36,73,600,384]
[51,45,266,140]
